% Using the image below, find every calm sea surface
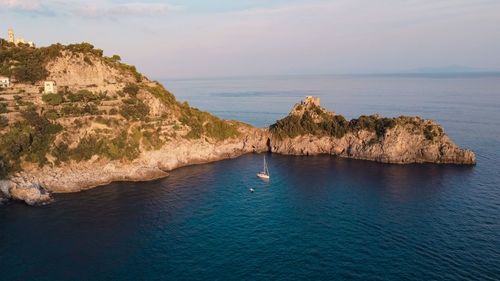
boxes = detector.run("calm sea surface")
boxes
[1,74,499,280]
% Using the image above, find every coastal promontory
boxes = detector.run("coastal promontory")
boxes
[0,41,475,205]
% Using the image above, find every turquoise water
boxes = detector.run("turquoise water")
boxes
[1,74,500,280]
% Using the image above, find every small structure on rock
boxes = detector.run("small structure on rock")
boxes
[8,29,14,43]
[8,29,35,47]
[0,76,9,88]
[303,96,320,106]
[44,80,56,93]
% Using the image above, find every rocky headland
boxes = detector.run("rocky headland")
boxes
[0,41,475,205]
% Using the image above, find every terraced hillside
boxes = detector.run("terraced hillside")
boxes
[0,40,251,181]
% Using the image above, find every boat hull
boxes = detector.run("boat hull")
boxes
[257,173,270,179]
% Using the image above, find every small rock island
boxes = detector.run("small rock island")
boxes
[269,96,475,165]
[0,39,475,205]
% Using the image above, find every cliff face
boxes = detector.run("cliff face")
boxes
[45,50,135,93]
[269,125,475,164]
[0,42,475,206]
[268,101,476,164]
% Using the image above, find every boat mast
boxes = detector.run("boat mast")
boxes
[264,155,269,175]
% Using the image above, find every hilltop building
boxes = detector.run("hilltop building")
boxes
[0,76,9,88]
[304,96,320,106]
[7,29,34,47]
[44,80,56,93]
[8,29,14,43]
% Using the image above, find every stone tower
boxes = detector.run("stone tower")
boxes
[305,96,320,106]
[8,29,14,43]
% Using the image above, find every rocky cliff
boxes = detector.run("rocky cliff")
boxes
[268,101,475,164]
[0,41,475,206]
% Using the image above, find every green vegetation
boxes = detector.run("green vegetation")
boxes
[42,93,64,106]
[0,110,62,178]
[146,85,176,105]
[118,63,142,82]
[0,39,63,83]
[66,42,103,57]
[0,103,9,113]
[65,89,103,103]
[83,56,93,65]
[76,89,99,102]
[123,83,139,96]
[271,110,349,140]
[179,101,240,140]
[348,115,396,137]
[60,103,101,116]
[142,129,163,150]
[271,107,413,142]
[0,115,7,130]
[0,40,139,84]
[110,55,121,63]
[52,130,142,164]
[119,97,149,121]
[424,125,438,141]
[69,136,102,162]
[43,110,59,120]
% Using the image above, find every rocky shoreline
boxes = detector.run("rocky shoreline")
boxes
[0,119,475,206]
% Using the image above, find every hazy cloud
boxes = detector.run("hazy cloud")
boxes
[0,0,40,10]
[0,0,181,18]
[75,2,182,19]
[2,0,499,77]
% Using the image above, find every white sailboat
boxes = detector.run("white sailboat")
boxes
[257,155,270,179]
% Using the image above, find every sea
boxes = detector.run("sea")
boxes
[1,74,499,280]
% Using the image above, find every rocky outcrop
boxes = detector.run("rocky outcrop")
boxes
[0,177,52,206]
[45,50,135,94]
[268,128,476,164]
[268,100,476,164]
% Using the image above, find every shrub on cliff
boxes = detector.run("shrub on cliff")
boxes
[142,130,163,150]
[0,103,9,114]
[67,43,103,57]
[43,110,59,120]
[0,110,62,175]
[0,115,8,130]
[348,115,396,137]
[104,130,140,161]
[424,125,438,141]
[42,93,64,106]
[77,90,99,103]
[271,109,398,140]
[0,43,63,83]
[123,83,139,97]
[119,97,149,121]
[147,85,176,105]
[205,117,240,141]
[70,136,104,162]
[179,102,240,140]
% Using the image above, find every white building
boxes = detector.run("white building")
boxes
[0,76,9,88]
[8,29,35,47]
[44,80,56,93]
[15,36,35,47]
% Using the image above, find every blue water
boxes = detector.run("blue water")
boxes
[2,74,500,280]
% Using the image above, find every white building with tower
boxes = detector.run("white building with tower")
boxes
[8,29,34,47]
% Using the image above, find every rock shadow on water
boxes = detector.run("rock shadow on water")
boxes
[267,153,474,203]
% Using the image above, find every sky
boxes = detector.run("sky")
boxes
[1,0,500,79]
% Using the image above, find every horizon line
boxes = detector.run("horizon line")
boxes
[154,71,500,81]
